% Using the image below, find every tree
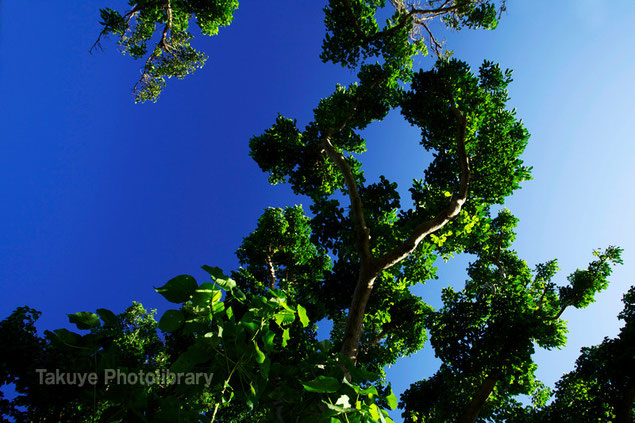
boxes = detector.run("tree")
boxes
[0,303,167,421]
[249,51,531,369]
[540,285,635,423]
[0,1,628,422]
[94,0,505,102]
[399,210,623,423]
[93,0,239,102]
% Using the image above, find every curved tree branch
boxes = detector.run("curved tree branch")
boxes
[376,105,470,272]
[342,0,462,58]
[338,105,469,364]
[133,0,174,93]
[458,372,501,423]
[321,131,373,265]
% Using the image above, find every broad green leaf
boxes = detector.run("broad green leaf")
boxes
[262,329,276,351]
[369,403,381,420]
[269,288,286,299]
[274,310,295,326]
[343,378,378,397]
[191,282,221,306]
[201,265,225,280]
[297,304,309,327]
[302,376,341,393]
[253,340,266,364]
[158,309,184,332]
[385,390,398,410]
[240,318,259,334]
[359,385,379,397]
[202,265,237,290]
[211,300,225,315]
[231,287,247,302]
[282,328,290,347]
[155,275,197,303]
[96,308,117,325]
[269,296,294,312]
[215,276,237,291]
[67,312,101,330]
[183,316,209,335]
[51,328,82,346]
[171,342,210,373]
[261,356,271,379]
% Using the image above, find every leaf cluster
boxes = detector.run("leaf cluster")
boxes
[400,211,623,422]
[95,0,238,102]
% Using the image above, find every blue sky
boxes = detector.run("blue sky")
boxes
[1,0,635,420]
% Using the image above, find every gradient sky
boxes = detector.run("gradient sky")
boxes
[1,1,635,421]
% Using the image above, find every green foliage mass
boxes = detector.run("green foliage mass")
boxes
[95,0,238,102]
[400,210,623,423]
[402,59,532,205]
[540,285,635,423]
[0,268,399,422]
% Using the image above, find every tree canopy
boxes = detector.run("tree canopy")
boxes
[1,1,632,422]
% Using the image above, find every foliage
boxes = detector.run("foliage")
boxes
[399,210,623,422]
[540,285,635,423]
[321,0,506,69]
[0,302,164,422]
[94,0,238,102]
[234,206,332,302]
[249,48,531,376]
[0,268,398,422]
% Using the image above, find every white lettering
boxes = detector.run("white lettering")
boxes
[36,369,47,384]
[87,373,98,385]
[104,369,116,384]
[202,372,214,387]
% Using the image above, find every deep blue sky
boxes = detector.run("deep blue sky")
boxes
[2,0,635,420]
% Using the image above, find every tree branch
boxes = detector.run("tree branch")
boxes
[552,253,611,320]
[369,329,388,347]
[536,282,550,312]
[321,131,373,265]
[90,8,141,54]
[458,372,500,423]
[368,325,396,348]
[376,105,470,271]
[339,265,378,364]
[418,19,444,56]
[161,0,174,53]
[390,0,459,17]
[133,0,174,93]
[343,0,460,56]
[338,105,468,365]
[265,252,277,290]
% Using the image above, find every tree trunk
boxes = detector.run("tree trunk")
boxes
[615,383,635,423]
[339,266,378,363]
[457,373,499,423]
[265,253,276,290]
